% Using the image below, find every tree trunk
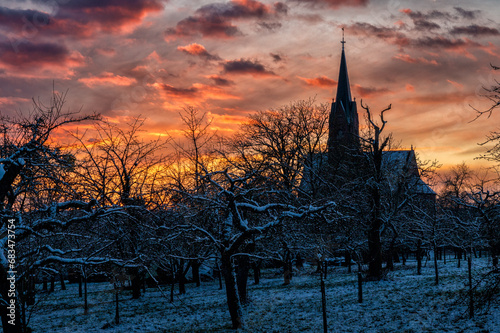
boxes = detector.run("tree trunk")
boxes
[131,268,141,299]
[236,256,250,304]
[433,242,439,285]
[321,273,327,333]
[346,252,352,273]
[216,258,223,290]
[386,250,393,271]
[252,260,261,285]
[60,273,66,291]
[417,239,422,275]
[178,259,190,295]
[221,254,244,329]
[491,242,499,268]
[115,291,120,325]
[84,273,88,315]
[393,250,400,263]
[284,266,292,285]
[50,275,55,293]
[170,277,174,303]
[191,259,201,287]
[296,253,304,269]
[387,237,397,271]
[357,264,363,304]
[367,217,383,279]
[78,274,83,298]
[468,255,474,319]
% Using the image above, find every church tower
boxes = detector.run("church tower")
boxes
[327,30,359,164]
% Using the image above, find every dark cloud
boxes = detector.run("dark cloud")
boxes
[450,25,500,37]
[209,75,234,86]
[161,84,198,98]
[349,17,496,56]
[258,22,282,31]
[166,16,241,40]
[0,41,71,68]
[223,58,276,76]
[353,85,391,98]
[165,0,287,40]
[195,0,274,19]
[401,9,452,21]
[413,36,478,50]
[454,7,480,19]
[59,0,163,31]
[288,0,368,8]
[347,22,409,46]
[270,53,284,62]
[0,0,163,41]
[400,9,445,32]
[11,0,164,38]
[413,19,440,31]
[274,2,289,15]
[0,7,51,31]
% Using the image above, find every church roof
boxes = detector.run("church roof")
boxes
[300,150,436,196]
[382,150,436,195]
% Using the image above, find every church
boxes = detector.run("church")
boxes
[303,34,436,203]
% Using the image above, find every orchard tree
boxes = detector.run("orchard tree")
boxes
[232,99,329,196]
[71,117,170,298]
[0,90,99,332]
[359,102,392,280]
[176,168,331,329]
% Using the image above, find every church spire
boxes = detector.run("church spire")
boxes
[335,27,353,112]
[328,28,359,161]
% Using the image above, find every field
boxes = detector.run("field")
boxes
[27,258,499,332]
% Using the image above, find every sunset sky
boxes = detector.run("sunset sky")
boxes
[0,0,499,169]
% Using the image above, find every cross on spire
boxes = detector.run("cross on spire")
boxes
[341,27,346,49]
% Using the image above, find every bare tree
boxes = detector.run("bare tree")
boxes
[359,102,392,280]
[70,117,170,298]
[176,168,331,329]
[0,90,99,332]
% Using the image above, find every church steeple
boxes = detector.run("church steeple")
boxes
[335,29,352,112]
[328,29,359,162]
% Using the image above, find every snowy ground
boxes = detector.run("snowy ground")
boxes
[26,258,499,332]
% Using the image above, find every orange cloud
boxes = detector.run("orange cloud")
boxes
[405,84,415,92]
[446,79,464,90]
[298,76,336,88]
[209,113,248,125]
[0,97,30,106]
[177,43,220,60]
[393,53,438,66]
[78,72,137,87]
[178,43,208,55]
